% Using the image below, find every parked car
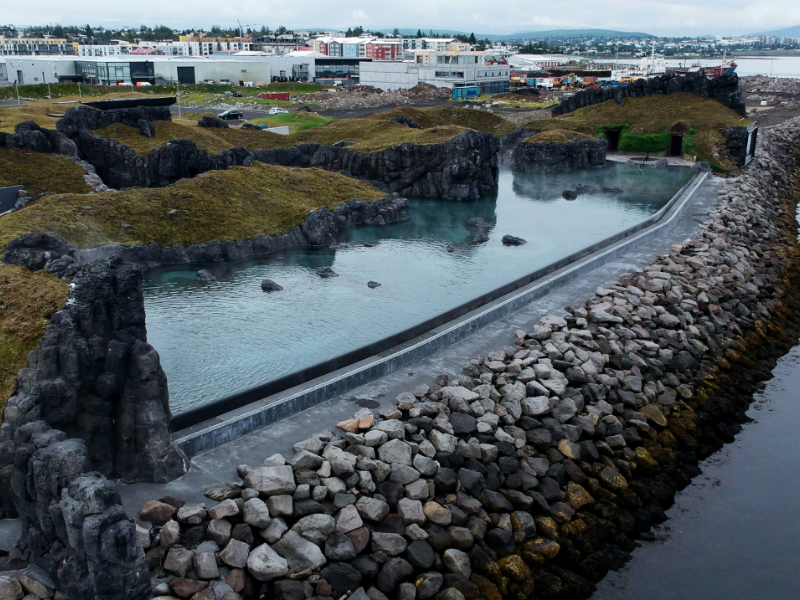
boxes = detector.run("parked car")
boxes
[218,110,243,120]
[268,107,289,115]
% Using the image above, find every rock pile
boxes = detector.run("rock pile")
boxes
[306,84,451,111]
[137,118,800,600]
[742,75,800,110]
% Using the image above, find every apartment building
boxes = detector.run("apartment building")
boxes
[360,50,510,95]
[402,38,471,52]
[0,38,75,56]
[314,36,401,61]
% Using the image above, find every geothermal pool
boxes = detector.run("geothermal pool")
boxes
[142,163,694,415]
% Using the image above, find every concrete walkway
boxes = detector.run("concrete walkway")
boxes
[117,175,724,520]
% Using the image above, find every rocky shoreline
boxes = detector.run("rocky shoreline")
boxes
[4,118,785,600]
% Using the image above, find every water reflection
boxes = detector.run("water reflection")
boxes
[143,163,693,414]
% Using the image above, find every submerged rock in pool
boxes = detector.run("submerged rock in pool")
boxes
[364,241,380,248]
[602,186,623,193]
[467,217,492,229]
[316,267,338,279]
[562,190,578,200]
[576,184,600,194]
[196,269,216,283]
[472,233,489,245]
[261,279,284,292]
[367,281,381,289]
[502,235,527,246]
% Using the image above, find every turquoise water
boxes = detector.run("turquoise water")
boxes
[142,164,694,414]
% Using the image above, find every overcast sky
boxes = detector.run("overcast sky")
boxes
[4,0,799,36]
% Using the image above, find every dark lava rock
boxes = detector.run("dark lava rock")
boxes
[479,490,514,512]
[292,499,323,517]
[449,412,477,435]
[377,557,414,593]
[406,540,436,569]
[351,554,379,579]
[575,184,599,194]
[501,235,527,246]
[390,116,423,129]
[457,469,486,497]
[434,468,458,495]
[562,190,578,200]
[434,453,464,470]
[317,266,338,278]
[416,571,444,599]
[602,186,623,193]
[196,269,216,283]
[261,278,283,292]
[198,116,230,129]
[484,528,515,556]
[467,217,492,228]
[368,281,382,288]
[379,482,405,506]
[424,524,454,551]
[363,241,380,247]
[472,233,490,244]
[319,562,362,594]
[272,579,305,600]
[241,122,261,130]
[138,119,155,138]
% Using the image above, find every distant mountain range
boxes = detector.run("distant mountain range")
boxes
[758,25,800,37]
[347,27,655,40]
[488,29,654,40]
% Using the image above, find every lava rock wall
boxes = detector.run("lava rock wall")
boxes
[0,120,77,156]
[71,129,499,201]
[552,72,746,118]
[5,421,150,600]
[56,105,172,137]
[512,139,608,173]
[0,249,188,484]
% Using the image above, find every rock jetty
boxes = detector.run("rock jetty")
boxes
[124,118,800,600]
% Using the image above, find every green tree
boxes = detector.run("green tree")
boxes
[276,25,287,35]
[469,32,477,45]
[393,28,400,37]
[352,26,364,36]
[416,29,422,38]
[85,24,93,38]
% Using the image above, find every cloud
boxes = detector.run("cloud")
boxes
[2,0,799,36]
[351,9,370,24]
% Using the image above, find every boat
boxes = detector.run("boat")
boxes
[673,51,737,78]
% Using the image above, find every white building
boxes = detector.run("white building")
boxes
[360,50,510,95]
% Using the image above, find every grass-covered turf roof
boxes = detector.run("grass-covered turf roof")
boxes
[0,149,91,197]
[0,265,69,418]
[524,130,595,144]
[525,93,752,172]
[93,117,470,156]
[370,106,518,137]
[527,93,751,136]
[0,162,385,253]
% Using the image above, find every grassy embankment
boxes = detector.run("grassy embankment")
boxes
[94,117,471,155]
[524,129,594,144]
[0,162,385,253]
[246,111,335,133]
[0,81,332,102]
[371,106,518,136]
[0,149,91,196]
[90,105,518,156]
[0,265,69,418]
[527,93,752,171]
